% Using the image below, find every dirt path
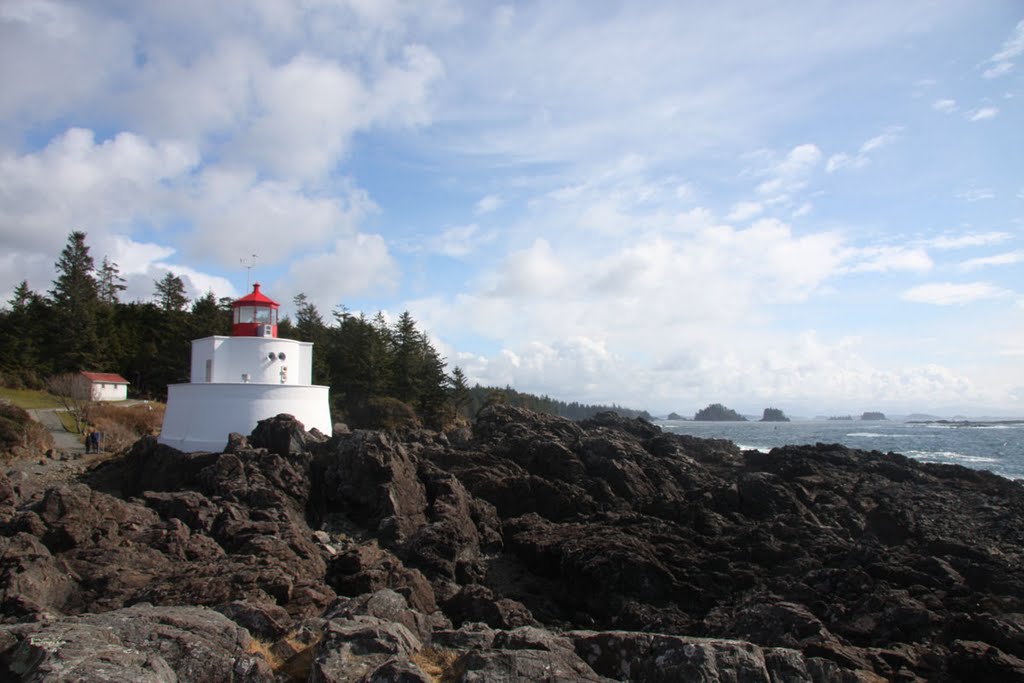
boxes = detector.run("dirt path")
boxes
[28,408,87,454]
[8,409,107,490]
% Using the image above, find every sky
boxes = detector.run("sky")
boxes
[1,1,1022,418]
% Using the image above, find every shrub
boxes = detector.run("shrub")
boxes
[346,396,421,430]
[83,402,165,452]
[411,647,462,682]
[0,400,54,459]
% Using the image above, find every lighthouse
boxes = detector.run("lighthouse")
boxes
[158,284,332,452]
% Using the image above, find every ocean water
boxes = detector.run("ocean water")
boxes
[656,419,1024,481]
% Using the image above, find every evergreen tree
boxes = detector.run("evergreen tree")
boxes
[48,231,101,372]
[327,311,391,405]
[415,337,450,428]
[0,281,48,385]
[293,293,329,383]
[189,290,229,338]
[154,271,189,311]
[390,311,422,403]
[450,366,471,418]
[9,281,34,311]
[293,293,325,338]
[96,257,127,305]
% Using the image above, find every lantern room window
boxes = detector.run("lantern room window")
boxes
[232,305,277,324]
[234,306,253,324]
[230,283,281,337]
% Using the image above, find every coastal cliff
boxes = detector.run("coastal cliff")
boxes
[1,406,1022,681]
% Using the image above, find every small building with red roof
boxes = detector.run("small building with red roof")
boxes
[77,371,130,402]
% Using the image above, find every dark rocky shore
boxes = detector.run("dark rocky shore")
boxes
[2,405,1023,681]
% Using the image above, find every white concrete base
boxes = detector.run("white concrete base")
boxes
[158,383,331,452]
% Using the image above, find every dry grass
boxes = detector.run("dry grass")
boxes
[412,647,463,683]
[246,634,319,683]
[245,638,285,670]
[0,401,54,461]
[83,402,165,451]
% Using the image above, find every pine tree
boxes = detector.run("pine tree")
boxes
[450,366,471,418]
[189,291,229,338]
[96,257,127,305]
[0,281,48,384]
[293,293,329,383]
[154,271,189,311]
[48,231,101,372]
[391,311,422,403]
[415,337,450,428]
[9,281,34,311]
[293,293,325,338]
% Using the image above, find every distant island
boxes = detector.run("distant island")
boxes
[666,412,686,421]
[760,407,790,422]
[828,415,853,421]
[861,412,887,421]
[694,403,747,421]
[906,419,1024,427]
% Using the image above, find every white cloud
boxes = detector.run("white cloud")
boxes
[957,250,1024,271]
[924,232,1012,249]
[230,47,442,179]
[756,143,822,197]
[421,216,846,360]
[982,19,1024,79]
[283,233,399,315]
[0,128,197,249]
[180,168,377,267]
[475,194,503,214]
[859,127,901,154]
[932,98,957,113]
[968,107,999,122]
[792,203,813,218]
[826,126,901,173]
[901,282,1011,305]
[451,326,985,416]
[846,246,933,274]
[430,223,495,257]
[0,127,200,297]
[956,188,995,202]
[0,1,135,130]
[826,153,853,173]
[482,238,569,298]
[726,200,763,222]
[983,61,1014,79]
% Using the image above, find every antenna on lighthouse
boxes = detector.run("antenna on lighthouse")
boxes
[240,254,259,290]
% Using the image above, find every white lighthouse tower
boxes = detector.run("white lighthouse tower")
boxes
[158,284,332,452]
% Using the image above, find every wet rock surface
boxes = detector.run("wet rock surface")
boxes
[1,407,1022,681]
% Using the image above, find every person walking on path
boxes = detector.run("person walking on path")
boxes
[84,425,95,453]
[89,428,100,453]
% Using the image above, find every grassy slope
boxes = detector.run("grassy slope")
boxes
[0,387,62,409]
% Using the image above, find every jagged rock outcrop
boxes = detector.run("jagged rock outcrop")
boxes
[1,408,1022,681]
[0,604,272,682]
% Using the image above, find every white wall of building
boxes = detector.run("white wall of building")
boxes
[90,382,128,401]
[73,375,128,401]
[158,383,331,452]
[189,336,314,385]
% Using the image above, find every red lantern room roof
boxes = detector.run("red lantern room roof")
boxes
[231,283,280,337]
[232,283,279,308]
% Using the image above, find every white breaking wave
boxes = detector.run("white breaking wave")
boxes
[846,432,938,438]
[904,450,1000,464]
